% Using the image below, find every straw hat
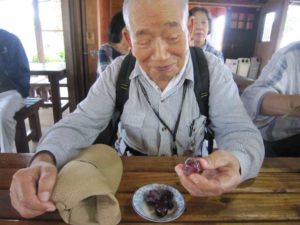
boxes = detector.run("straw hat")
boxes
[52,144,123,225]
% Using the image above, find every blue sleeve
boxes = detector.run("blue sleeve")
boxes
[98,48,110,72]
[12,37,30,97]
[0,32,30,97]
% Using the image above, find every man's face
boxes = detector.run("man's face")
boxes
[123,0,193,86]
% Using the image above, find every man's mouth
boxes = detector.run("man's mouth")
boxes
[154,64,175,73]
[195,32,204,37]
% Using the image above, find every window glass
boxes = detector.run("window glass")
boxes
[209,15,225,51]
[39,0,63,30]
[0,0,64,62]
[39,0,65,62]
[0,0,37,61]
[280,5,300,48]
[261,12,275,42]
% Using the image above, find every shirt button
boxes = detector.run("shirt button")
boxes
[162,127,166,131]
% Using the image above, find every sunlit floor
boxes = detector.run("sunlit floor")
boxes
[27,106,70,153]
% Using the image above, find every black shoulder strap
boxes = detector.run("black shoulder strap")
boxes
[116,48,210,116]
[190,47,209,119]
[115,52,136,114]
[190,47,214,153]
[94,53,136,146]
[115,48,214,153]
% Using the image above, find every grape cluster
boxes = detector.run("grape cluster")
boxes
[144,188,174,217]
[183,158,202,176]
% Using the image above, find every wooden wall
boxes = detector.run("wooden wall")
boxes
[254,0,289,70]
[111,0,123,16]
[98,0,122,45]
[99,0,110,44]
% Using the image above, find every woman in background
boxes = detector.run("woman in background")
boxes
[189,7,224,62]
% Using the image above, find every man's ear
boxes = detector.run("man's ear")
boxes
[188,16,195,42]
[122,28,132,50]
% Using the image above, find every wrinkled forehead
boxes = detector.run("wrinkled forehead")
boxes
[127,0,186,33]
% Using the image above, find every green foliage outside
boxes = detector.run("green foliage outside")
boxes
[30,51,65,63]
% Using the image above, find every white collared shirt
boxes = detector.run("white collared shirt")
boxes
[139,51,189,98]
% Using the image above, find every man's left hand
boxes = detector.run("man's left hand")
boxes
[175,150,241,196]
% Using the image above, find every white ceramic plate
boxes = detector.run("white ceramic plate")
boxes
[132,183,185,223]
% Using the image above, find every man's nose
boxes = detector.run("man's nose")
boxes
[152,38,170,60]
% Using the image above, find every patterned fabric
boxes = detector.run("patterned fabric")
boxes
[36,51,263,182]
[96,43,121,77]
[241,41,300,141]
[202,41,224,63]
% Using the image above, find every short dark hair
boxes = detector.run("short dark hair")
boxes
[189,7,212,35]
[108,11,125,44]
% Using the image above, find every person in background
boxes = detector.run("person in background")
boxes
[189,7,224,62]
[10,0,263,218]
[0,29,30,153]
[241,41,300,157]
[97,10,130,77]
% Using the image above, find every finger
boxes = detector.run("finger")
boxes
[199,150,240,172]
[189,173,223,195]
[200,150,242,192]
[38,164,57,205]
[175,164,209,196]
[10,186,46,218]
[175,164,195,187]
[175,163,237,196]
[12,168,56,211]
[213,166,241,191]
[10,169,55,218]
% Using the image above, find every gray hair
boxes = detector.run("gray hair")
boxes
[123,0,189,33]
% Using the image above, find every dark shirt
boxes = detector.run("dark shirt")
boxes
[0,29,30,97]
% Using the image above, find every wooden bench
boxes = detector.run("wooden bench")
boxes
[30,76,69,123]
[14,97,44,153]
[30,76,68,106]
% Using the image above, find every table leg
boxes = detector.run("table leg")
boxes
[48,76,62,123]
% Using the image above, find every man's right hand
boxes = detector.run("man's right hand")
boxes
[10,153,57,218]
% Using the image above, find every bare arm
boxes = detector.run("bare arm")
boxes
[260,93,300,117]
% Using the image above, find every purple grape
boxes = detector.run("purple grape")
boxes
[161,189,173,201]
[144,189,161,206]
[144,187,175,217]
[154,202,168,217]
[163,198,174,210]
[161,189,174,210]
[183,158,202,176]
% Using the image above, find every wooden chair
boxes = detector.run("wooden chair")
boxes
[14,97,44,153]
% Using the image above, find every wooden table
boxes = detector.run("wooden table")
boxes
[30,63,68,123]
[0,154,299,224]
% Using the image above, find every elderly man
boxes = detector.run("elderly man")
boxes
[10,0,264,218]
